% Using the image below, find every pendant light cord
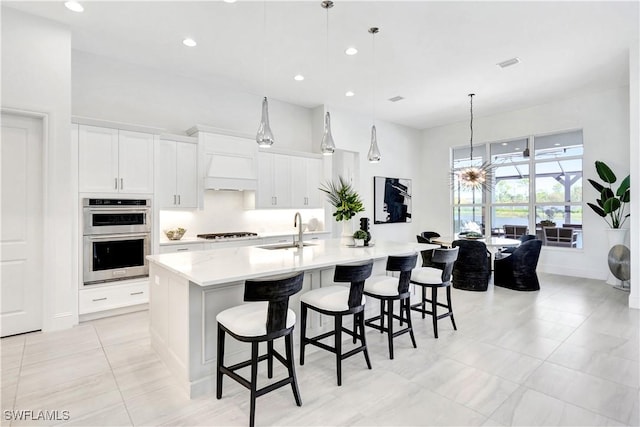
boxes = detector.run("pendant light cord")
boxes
[469,93,474,162]
[325,4,329,104]
[262,0,267,97]
[372,30,376,125]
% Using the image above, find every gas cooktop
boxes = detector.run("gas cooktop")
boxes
[196,232,259,240]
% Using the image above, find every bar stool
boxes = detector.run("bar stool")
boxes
[216,271,304,427]
[409,247,459,338]
[363,253,419,359]
[299,260,374,386]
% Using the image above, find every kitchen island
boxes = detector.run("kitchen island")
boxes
[147,238,436,397]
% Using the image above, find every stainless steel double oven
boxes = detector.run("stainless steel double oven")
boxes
[83,198,151,285]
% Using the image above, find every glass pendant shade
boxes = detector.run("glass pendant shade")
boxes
[367,125,381,163]
[256,97,275,148]
[320,112,336,155]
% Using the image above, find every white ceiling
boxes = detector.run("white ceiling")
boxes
[5,1,639,129]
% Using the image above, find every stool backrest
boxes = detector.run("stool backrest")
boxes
[416,235,430,244]
[386,253,419,296]
[334,260,374,309]
[244,271,304,333]
[430,247,459,283]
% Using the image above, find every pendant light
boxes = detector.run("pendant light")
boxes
[320,0,336,155]
[367,27,381,163]
[256,1,274,148]
[454,94,493,191]
[523,139,530,157]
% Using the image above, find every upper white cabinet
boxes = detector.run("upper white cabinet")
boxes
[157,137,198,208]
[256,152,292,208]
[79,125,154,194]
[291,156,323,208]
[251,151,323,209]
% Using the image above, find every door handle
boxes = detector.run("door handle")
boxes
[92,297,107,302]
[178,195,181,205]
[130,291,144,296]
[120,178,124,190]
[114,178,118,190]
[173,195,177,205]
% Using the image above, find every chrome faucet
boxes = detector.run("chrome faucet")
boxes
[294,212,303,249]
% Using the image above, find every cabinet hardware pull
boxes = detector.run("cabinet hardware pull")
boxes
[178,195,181,205]
[173,195,176,205]
[92,297,107,302]
[130,291,144,296]
[114,178,118,189]
[120,178,124,190]
[176,248,188,251]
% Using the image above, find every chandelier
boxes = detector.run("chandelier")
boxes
[454,94,493,191]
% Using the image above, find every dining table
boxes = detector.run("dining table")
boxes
[431,235,521,269]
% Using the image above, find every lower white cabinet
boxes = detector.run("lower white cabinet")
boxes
[159,242,205,253]
[79,280,148,315]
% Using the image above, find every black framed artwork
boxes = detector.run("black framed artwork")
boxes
[373,176,412,224]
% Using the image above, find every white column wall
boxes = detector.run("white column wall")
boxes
[629,40,639,309]
[421,87,631,285]
[1,8,76,330]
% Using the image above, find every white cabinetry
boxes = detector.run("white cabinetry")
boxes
[291,156,323,208]
[79,125,154,194]
[252,151,323,209]
[159,242,205,254]
[79,280,148,316]
[157,137,198,208]
[256,152,292,208]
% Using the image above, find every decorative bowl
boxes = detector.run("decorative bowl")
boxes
[165,228,186,241]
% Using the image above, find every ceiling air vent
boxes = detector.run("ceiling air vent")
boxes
[497,57,521,68]
[388,96,404,102]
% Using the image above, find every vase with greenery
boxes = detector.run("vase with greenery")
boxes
[319,176,365,245]
[587,160,630,229]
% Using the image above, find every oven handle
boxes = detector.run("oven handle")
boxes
[84,208,150,214]
[85,233,150,241]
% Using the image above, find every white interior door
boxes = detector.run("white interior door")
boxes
[1,112,43,337]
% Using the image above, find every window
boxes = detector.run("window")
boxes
[451,130,583,248]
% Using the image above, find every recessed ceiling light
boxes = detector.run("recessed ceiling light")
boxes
[223,0,237,3]
[345,91,355,97]
[182,38,197,47]
[64,1,84,12]
[501,142,508,146]
[345,47,358,56]
[554,143,561,146]
[294,74,304,81]
[497,57,521,68]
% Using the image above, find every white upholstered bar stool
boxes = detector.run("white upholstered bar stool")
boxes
[299,260,374,386]
[363,253,419,360]
[216,271,304,427]
[409,247,459,338]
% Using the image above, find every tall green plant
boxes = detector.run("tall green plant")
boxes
[319,176,364,222]
[587,161,630,228]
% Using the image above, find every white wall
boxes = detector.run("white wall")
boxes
[629,40,639,309]
[327,106,424,243]
[422,86,631,283]
[72,51,313,151]
[1,8,76,330]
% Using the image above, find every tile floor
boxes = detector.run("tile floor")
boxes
[1,273,638,426]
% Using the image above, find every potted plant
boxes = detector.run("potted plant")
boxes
[587,160,630,229]
[586,160,630,286]
[319,176,365,245]
[353,230,368,247]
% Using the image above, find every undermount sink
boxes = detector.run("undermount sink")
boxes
[258,242,318,250]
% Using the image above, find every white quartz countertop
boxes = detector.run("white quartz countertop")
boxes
[158,231,331,246]
[148,239,437,287]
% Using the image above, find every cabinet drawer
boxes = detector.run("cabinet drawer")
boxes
[159,243,205,253]
[79,281,148,314]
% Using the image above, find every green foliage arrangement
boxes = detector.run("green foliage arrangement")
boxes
[319,176,365,222]
[353,230,368,240]
[587,161,630,229]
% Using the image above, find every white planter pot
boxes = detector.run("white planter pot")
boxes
[340,219,354,246]
[605,228,628,286]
